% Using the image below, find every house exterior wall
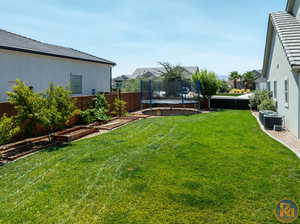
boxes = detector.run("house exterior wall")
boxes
[255,82,267,90]
[266,32,300,138]
[0,49,112,102]
[292,0,300,19]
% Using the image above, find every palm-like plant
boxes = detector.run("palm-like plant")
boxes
[229,71,241,89]
[242,71,256,89]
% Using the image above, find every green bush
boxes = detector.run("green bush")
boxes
[112,98,127,117]
[7,80,49,137]
[258,98,277,111]
[7,80,75,137]
[217,80,230,93]
[94,93,110,121]
[79,93,110,124]
[0,114,20,145]
[80,109,97,124]
[249,90,273,109]
[43,83,75,130]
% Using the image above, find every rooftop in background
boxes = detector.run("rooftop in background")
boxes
[0,29,116,65]
[130,66,199,79]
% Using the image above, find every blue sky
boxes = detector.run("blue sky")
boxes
[0,0,285,77]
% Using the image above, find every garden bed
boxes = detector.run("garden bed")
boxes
[51,126,98,142]
[0,135,57,162]
[90,117,139,130]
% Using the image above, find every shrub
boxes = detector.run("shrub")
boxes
[258,98,277,111]
[7,80,76,137]
[80,109,97,124]
[217,80,230,93]
[79,94,111,124]
[249,90,273,109]
[65,109,81,127]
[7,80,49,137]
[43,83,75,130]
[112,97,127,117]
[0,114,20,145]
[94,93,110,121]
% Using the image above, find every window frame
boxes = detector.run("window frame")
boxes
[284,78,289,108]
[273,81,277,99]
[70,74,83,94]
[267,81,271,91]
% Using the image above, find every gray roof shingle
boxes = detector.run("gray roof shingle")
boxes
[0,29,116,65]
[270,11,300,68]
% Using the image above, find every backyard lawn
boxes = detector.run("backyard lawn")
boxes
[0,110,300,223]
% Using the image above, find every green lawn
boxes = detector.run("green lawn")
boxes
[0,111,300,224]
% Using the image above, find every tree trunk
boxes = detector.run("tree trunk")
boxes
[208,96,211,111]
[234,80,237,89]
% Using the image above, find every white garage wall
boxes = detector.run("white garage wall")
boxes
[0,49,112,101]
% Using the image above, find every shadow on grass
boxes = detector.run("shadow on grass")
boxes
[168,188,234,210]
[43,143,71,153]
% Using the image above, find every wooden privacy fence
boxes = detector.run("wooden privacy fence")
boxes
[0,92,141,117]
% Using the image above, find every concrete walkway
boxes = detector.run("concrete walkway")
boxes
[252,111,300,158]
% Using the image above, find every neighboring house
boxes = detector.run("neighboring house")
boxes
[252,70,267,90]
[262,0,300,138]
[112,75,129,88]
[129,66,199,79]
[228,79,244,89]
[0,29,116,102]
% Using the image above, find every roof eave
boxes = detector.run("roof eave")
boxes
[292,65,300,71]
[286,0,295,13]
[262,15,274,78]
[0,45,116,66]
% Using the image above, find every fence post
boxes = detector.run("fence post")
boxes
[148,80,152,108]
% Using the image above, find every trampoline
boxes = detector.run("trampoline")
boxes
[141,99,198,104]
[140,79,201,108]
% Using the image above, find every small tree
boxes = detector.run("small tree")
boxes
[229,71,241,89]
[112,97,127,117]
[192,69,219,110]
[158,62,188,97]
[158,62,187,82]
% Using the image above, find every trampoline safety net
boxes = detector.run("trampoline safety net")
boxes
[140,80,201,105]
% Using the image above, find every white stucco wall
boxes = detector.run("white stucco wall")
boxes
[255,82,267,91]
[0,49,112,101]
[266,32,300,138]
[292,0,300,19]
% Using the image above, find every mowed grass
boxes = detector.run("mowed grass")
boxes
[0,110,300,224]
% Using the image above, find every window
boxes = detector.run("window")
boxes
[273,81,277,99]
[70,74,82,94]
[284,79,289,106]
[267,81,271,91]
